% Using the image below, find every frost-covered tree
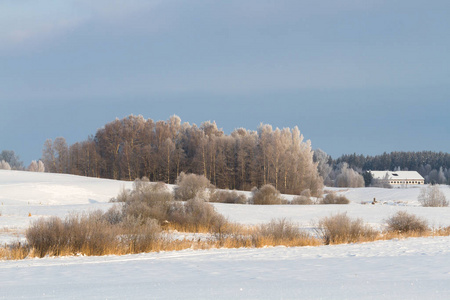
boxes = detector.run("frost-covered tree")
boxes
[0,150,23,169]
[0,160,11,170]
[418,185,448,207]
[42,138,69,173]
[28,160,38,172]
[335,163,364,188]
[37,160,45,172]
[42,139,56,173]
[28,160,45,172]
[313,148,332,184]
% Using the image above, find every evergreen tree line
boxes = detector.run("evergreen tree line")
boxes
[316,151,450,185]
[41,115,323,196]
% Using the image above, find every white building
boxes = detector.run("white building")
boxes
[370,171,424,185]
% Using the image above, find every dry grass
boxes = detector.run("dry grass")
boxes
[2,222,450,261]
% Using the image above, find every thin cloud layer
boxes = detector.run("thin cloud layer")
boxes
[0,0,163,51]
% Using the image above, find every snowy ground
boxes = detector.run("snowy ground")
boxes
[1,237,449,299]
[1,170,449,299]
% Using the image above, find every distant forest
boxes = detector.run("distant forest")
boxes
[323,151,450,185]
[41,115,323,196]
[2,116,448,189]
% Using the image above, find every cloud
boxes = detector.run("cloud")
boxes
[0,0,163,52]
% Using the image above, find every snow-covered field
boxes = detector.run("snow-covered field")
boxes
[1,170,449,299]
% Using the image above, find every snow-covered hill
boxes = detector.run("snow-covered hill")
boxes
[1,170,449,299]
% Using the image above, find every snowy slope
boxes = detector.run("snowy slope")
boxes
[1,170,450,299]
[0,169,133,206]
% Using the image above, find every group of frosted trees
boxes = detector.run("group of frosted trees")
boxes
[313,149,365,188]
[42,115,323,196]
[0,150,45,172]
[0,160,44,172]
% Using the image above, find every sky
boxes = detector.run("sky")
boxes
[1,0,449,165]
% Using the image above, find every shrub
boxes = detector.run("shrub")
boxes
[124,191,172,224]
[26,211,121,257]
[291,195,314,205]
[251,184,283,205]
[385,211,428,233]
[209,190,247,204]
[103,205,124,225]
[26,216,65,257]
[120,178,174,223]
[418,185,448,207]
[121,216,161,253]
[320,193,350,204]
[317,213,377,245]
[110,186,130,203]
[301,189,312,197]
[168,198,228,232]
[257,219,304,242]
[174,172,212,201]
[248,218,318,247]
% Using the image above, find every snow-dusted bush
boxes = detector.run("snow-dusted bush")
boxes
[209,190,247,204]
[291,195,314,205]
[317,213,377,245]
[385,211,428,233]
[256,218,311,243]
[103,205,123,225]
[418,185,448,207]
[174,172,212,201]
[320,193,350,204]
[122,179,173,222]
[251,184,283,205]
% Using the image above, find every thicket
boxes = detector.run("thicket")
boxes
[41,115,323,196]
[26,211,162,257]
[118,177,227,233]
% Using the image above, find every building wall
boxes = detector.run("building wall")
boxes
[388,180,424,185]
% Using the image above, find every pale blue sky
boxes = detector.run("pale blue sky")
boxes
[1,1,449,164]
